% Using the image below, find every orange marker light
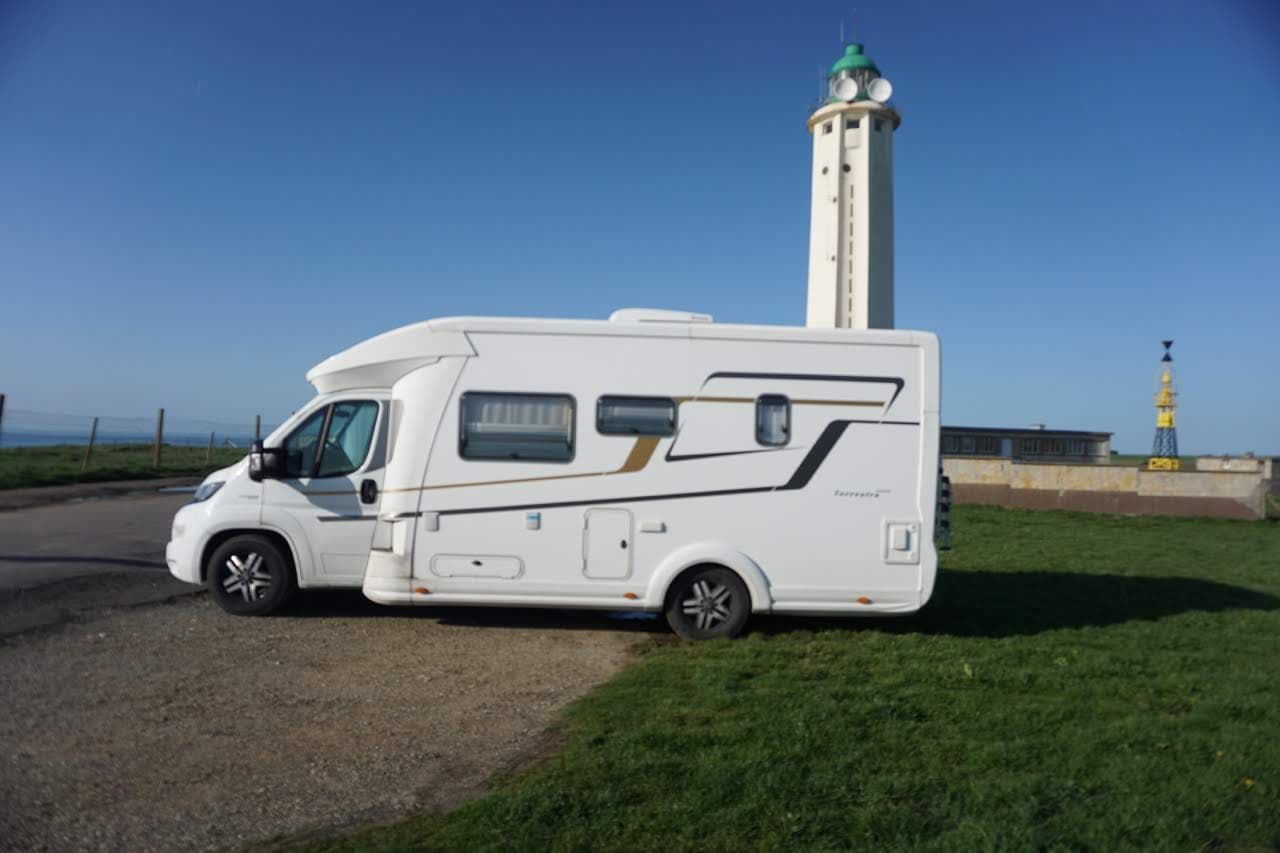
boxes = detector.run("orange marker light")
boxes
[414,587,430,595]
[856,596,872,605]
[623,592,639,600]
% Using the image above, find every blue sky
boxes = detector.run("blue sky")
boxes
[2,0,1277,453]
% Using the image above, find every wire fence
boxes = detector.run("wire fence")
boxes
[0,395,283,455]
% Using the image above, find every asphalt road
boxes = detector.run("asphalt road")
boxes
[0,493,653,851]
[0,492,194,636]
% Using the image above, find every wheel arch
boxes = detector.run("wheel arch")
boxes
[200,528,299,584]
[645,543,772,613]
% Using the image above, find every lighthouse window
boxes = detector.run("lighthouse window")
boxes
[846,118,860,129]
[874,119,884,132]
[823,121,833,135]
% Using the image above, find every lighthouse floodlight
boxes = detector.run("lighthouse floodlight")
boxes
[866,77,893,103]
[833,76,859,102]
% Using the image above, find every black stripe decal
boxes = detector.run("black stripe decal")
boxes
[664,447,786,463]
[705,371,905,411]
[780,421,848,489]
[436,420,858,517]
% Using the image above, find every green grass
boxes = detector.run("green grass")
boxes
[290,507,1280,852]
[1108,453,1198,469]
[0,443,244,490]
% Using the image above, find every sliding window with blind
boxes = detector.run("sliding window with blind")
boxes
[596,396,677,436]
[459,392,575,462]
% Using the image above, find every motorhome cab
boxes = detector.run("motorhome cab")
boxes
[166,309,943,640]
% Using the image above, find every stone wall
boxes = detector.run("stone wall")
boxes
[943,457,1267,520]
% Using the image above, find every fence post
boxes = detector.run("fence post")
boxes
[206,431,215,463]
[0,393,6,445]
[255,415,261,443]
[153,408,165,467]
[82,417,99,472]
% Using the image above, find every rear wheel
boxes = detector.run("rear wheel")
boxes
[664,566,750,641]
[207,534,295,616]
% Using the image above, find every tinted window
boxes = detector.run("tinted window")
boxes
[282,408,327,478]
[317,401,379,477]
[460,392,574,462]
[756,395,790,446]
[597,396,677,437]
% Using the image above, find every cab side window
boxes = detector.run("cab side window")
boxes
[281,401,379,478]
[282,408,327,478]
[317,401,380,477]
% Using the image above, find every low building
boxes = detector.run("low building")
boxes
[941,426,1112,464]
[1197,455,1279,494]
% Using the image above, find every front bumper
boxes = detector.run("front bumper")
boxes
[166,504,203,584]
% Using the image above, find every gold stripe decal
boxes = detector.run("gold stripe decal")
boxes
[386,435,660,493]
[616,436,660,473]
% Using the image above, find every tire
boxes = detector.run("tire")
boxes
[664,565,751,641]
[207,534,295,616]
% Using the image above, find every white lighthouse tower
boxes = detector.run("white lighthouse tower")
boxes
[805,42,900,330]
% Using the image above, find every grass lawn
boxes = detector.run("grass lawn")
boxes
[0,443,245,490]
[295,507,1280,852]
[1108,453,1198,469]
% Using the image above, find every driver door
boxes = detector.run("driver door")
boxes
[262,398,386,585]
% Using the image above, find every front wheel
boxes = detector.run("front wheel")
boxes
[207,534,295,616]
[664,566,751,641]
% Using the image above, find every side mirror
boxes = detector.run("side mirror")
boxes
[248,440,283,482]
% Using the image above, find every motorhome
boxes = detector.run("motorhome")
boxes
[166,309,943,639]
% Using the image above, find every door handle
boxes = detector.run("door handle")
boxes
[620,540,628,550]
[359,479,379,505]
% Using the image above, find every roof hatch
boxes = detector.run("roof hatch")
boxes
[609,308,714,324]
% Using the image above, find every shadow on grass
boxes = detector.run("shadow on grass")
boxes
[759,570,1280,639]
[281,571,1278,641]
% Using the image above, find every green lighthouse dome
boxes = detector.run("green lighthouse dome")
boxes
[829,43,879,78]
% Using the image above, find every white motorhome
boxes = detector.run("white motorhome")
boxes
[166,309,943,639]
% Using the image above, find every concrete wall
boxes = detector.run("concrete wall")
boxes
[944,457,1267,520]
[1197,457,1279,494]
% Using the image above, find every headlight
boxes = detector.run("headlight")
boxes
[192,481,225,503]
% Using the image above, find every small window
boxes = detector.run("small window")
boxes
[756,395,790,446]
[874,119,884,132]
[597,396,676,436]
[460,392,574,462]
[823,121,833,134]
[846,118,860,129]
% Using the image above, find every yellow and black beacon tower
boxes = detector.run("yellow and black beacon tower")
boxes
[1147,340,1180,471]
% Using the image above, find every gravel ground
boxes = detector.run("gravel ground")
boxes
[0,589,657,851]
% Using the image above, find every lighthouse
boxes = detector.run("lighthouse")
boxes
[805,43,899,330]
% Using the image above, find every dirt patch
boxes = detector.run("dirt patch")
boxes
[0,590,659,851]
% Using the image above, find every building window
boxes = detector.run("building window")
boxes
[460,392,575,462]
[823,121,833,134]
[596,396,676,437]
[756,395,791,446]
[846,118,860,129]
[874,119,884,132]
